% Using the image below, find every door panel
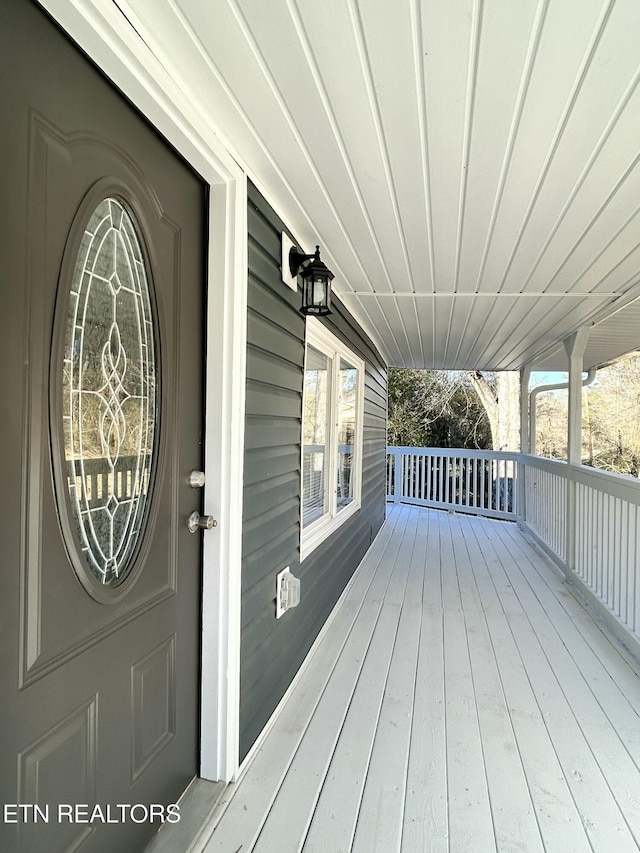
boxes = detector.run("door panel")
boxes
[1,2,207,851]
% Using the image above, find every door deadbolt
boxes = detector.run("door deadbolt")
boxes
[188,511,217,533]
[189,470,206,488]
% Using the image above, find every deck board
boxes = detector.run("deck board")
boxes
[196,506,640,853]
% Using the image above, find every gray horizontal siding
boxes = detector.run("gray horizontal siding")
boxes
[240,182,387,760]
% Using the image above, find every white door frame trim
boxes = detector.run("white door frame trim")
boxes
[37,0,247,783]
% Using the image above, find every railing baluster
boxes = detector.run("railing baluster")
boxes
[412,453,417,499]
[483,458,488,510]
[596,491,603,597]
[465,457,470,507]
[620,504,631,622]
[471,457,475,508]
[613,497,620,617]
[632,505,638,633]
[402,453,408,501]
[444,456,450,506]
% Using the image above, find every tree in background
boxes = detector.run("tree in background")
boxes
[526,354,640,477]
[583,355,640,477]
[469,371,521,451]
[387,369,520,451]
[387,369,492,448]
[387,356,640,478]
[534,389,568,459]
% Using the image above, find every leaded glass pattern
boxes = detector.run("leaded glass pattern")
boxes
[62,198,157,586]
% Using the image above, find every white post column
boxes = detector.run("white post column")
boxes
[394,448,402,504]
[564,327,589,572]
[519,365,532,454]
[518,365,531,522]
[565,328,589,466]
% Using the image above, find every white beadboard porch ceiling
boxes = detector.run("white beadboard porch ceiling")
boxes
[117,0,640,371]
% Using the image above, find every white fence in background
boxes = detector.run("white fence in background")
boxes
[387,446,640,645]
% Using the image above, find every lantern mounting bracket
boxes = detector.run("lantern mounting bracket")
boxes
[289,246,319,278]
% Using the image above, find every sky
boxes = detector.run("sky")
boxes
[529,371,568,389]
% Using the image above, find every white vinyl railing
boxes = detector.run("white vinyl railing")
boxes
[386,447,519,520]
[387,446,640,646]
[573,464,640,632]
[521,455,569,568]
[520,454,640,641]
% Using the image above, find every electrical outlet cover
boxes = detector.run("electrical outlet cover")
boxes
[276,567,290,618]
[276,566,301,618]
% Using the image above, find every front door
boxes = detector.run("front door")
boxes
[1,2,207,851]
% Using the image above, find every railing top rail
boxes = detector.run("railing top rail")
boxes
[521,452,640,498]
[387,446,519,461]
[519,453,568,476]
[569,462,640,504]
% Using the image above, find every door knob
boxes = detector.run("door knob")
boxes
[187,511,217,533]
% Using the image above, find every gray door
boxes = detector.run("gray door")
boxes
[1,2,207,851]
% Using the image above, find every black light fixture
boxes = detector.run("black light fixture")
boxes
[289,244,334,316]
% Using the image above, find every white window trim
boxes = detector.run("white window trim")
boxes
[301,318,365,561]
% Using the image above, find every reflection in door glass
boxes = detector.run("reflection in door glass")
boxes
[302,345,330,526]
[337,359,357,510]
[62,198,157,585]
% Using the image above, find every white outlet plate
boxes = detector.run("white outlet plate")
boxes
[276,567,289,619]
[276,566,301,618]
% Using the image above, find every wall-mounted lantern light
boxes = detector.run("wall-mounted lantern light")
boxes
[289,244,334,316]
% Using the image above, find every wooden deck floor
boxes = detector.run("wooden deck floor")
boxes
[197,505,640,852]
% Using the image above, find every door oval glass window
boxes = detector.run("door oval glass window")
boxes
[62,197,158,586]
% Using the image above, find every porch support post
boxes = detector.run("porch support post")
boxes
[565,327,589,466]
[564,327,589,573]
[519,365,532,454]
[518,365,531,523]
[394,448,402,503]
